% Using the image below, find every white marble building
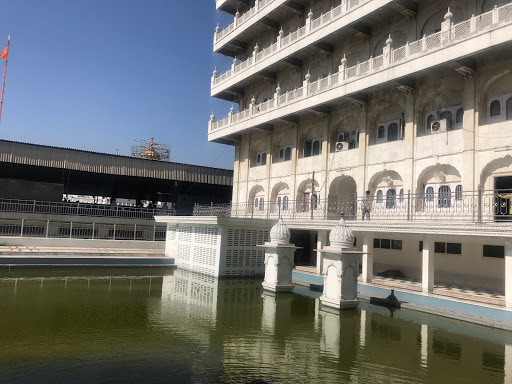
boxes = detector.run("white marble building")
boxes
[159,0,512,311]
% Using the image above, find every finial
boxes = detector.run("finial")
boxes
[215,24,220,33]
[210,112,215,121]
[279,28,284,36]
[276,83,281,93]
[235,9,240,17]
[444,7,453,20]
[230,104,235,113]
[305,71,311,81]
[308,9,313,18]
[251,95,256,104]
[213,67,218,77]
[386,34,393,45]
[233,56,238,65]
[254,42,259,51]
[341,54,347,64]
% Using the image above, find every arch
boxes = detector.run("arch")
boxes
[456,108,464,124]
[368,170,403,193]
[421,7,464,37]
[248,184,265,203]
[270,182,290,203]
[373,31,407,56]
[387,122,399,141]
[415,164,461,195]
[328,175,357,219]
[480,155,512,187]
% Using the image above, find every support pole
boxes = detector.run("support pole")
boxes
[0,35,10,124]
[422,239,434,293]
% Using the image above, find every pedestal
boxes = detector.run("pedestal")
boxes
[319,249,361,309]
[261,244,297,293]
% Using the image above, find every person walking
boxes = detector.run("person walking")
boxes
[362,190,371,221]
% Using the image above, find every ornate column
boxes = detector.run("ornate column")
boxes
[319,217,363,309]
[260,219,300,292]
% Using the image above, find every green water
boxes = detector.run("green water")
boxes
[0,268,511,384]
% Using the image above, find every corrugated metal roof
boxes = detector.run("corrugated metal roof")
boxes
[0,140,233,186]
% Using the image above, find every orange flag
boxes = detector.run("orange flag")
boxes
[0,44,7,60]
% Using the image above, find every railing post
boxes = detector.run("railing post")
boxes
[492,5,499,24]
[210,201,214,216]
[470,14,476,33]
[405,41,410,59]
[234,10,240,27]
[92,222,95,240]
[383,35,392,67]
[421,34,427,51]
[252,43,259,63]
[134,224,137,241]
[339,54,347,81]
[70,222,73,239]
[214,25,220,43]
[20,218,24,237]
[478,184,483,223]
[33,200,36,212]
[306,9,313,33]
[209,112,215,131]
[407,190,411,221]
[153,225,156,241]
[304,71,311,96]
[275,84,281,106]
[113,223,116,240]
[441,8,453,45]
[353,192,358,220]
[46,220,49,238]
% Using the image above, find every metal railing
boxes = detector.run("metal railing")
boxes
[0,198,176,219]
[193,188,512,224]
[0,218,167,241]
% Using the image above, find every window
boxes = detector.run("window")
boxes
[312,140,321,156]
[439,111,452,126]
[279,146,292,162]
[259,197,265,211]
[304,140,312,157]
[283,196,289,211]
[284,147,291,161]
[377,126,385,139]
[386,189,396,209]
[427,114,435,132]
[311,194,318,209]
[426,187,434,202]
[435,242,462,254]
[338,130,358,149]
[254,199,259,209]
[387,123,399,141]
[490,100,501,117]
[456,108,464,124]
[507,97,512,121]
[455,185,462,201]
[256,152,267,166]
[399,189,404,203]
[376,190,383,203]
[302,193,318,211]
[438,186,451,208]
[483,245,504,258]
[374,238,402,250]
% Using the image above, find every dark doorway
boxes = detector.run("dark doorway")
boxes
[494,176,512,221]
[290,230,316,267]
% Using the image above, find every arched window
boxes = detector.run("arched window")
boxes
[312,140,321,156]
[257,153,261,164]
[399,188,404,203]
[490,100,501,117]
[456,108,464,124]
[255,198,259,208]
[311,194,318,210]
[284,147,291,161]
[427,114,435,132]
[349,140,356,149]
[261,152,267,166]
[387,123,399,141]
[259,197,265,211]
[376,190,383,203]
[279,148,284,159]
[277,196,282,209]
[377,126,385,139]
[455,185,462,201]
[386,189,396,209]
[438,186,451,208]
[283,196,289,211]
[507,97,512,121]
[426,187,434,201]
[338,134,344,142]
[440,111,453,129]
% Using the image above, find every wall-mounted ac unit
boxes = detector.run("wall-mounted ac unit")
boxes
[430,119,449,133]
[335,141,348,152]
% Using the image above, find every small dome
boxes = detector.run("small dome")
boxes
[270,218,291,244]
[444,7,453,20]
[341,54,347,64]
[385,34,393,45]
[329,217,355,248]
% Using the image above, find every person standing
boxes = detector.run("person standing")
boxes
[362,190,371,221]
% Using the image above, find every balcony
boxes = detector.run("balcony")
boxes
[211,0,394,94]
[214,0,287,53]
[209,4,512,142]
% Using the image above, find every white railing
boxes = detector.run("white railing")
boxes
[210,3,512,132]
[214,0,280,44]
[213,0,376,86]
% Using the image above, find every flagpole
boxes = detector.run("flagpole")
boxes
[0,35,10,124]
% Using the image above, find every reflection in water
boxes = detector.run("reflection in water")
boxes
[0,269,511,383]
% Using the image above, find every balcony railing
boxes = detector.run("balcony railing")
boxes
[210,3,512,132]
[193,189,512,224]
[0,218,167,241]
[215,0,282,45]
[213,0,376,85]
[0,198,176,220]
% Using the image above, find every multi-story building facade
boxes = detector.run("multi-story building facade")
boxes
[204,0,512,303]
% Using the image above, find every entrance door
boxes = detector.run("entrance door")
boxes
[494,176,512,221]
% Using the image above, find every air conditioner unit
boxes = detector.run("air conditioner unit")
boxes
[335,141,349,152]
[430,119,448,133]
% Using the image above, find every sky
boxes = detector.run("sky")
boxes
[0,0,236,169]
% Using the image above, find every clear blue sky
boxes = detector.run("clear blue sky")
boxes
[0,0,236,169]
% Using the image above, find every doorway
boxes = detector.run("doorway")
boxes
[290,230,316,267]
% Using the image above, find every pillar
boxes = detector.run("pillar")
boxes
[462,76,477,193]
[362,236,373,283]
[316,230,328,274]
[422,238,434,293]
[505,242,512,308]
